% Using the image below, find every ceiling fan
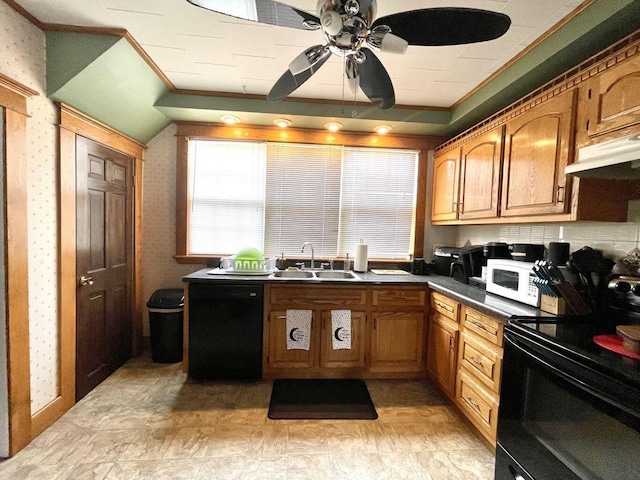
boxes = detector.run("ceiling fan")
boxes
[186,0,511,109]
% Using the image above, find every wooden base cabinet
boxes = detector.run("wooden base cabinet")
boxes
[264,285,368,377]
[320,310,366,369]
[426,292,460,399]
[456,305,504,446]
[370,311,426,372]
[267,310,316,369]
[370,287,428,373]
[264,285,429,379]
[426,312,459,398]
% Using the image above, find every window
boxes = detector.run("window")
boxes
[187,138,419,260]
[188,140,266,254]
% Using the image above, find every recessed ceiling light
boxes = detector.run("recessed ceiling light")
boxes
[374,125,392,134]
[220,115,240,125]
[273,118,292,128]
[324,122,343,132]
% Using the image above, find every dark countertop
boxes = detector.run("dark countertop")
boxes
[183,268,549,323]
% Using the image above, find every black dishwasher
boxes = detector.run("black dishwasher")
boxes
[188,283,264,380]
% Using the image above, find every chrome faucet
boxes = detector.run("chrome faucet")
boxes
[301,242,315,269]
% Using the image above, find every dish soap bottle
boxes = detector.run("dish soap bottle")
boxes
[344,253,351,271]
[276,253,287,271]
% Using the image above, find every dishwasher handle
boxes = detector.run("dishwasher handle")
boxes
[189,284,264,301]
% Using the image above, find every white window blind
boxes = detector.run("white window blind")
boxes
[186,139,419,260]
[188,140,266,254]
[265,143,342,258]
[339,147,418,259]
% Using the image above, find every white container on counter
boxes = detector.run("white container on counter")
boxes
[354,243,368,272]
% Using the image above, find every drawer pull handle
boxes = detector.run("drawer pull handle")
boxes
[469,356,484,368]
[435,301,453,312]
[466,396,481,411]
[470,320,487,331]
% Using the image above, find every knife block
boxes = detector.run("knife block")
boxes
[540,295,567,315]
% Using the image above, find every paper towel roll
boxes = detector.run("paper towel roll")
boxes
[354,243,368,272]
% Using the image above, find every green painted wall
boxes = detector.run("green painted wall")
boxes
[46,34,171,144]
[43,0,640,144]
[448,0,640,136]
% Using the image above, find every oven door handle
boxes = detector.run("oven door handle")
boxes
[504,332,640,419]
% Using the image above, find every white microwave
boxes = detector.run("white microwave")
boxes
[486,259,540,307]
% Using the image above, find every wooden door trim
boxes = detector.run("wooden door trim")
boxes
[1,74,35,455]
[47,104,145,438]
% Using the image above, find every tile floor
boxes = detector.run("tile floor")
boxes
[0,356,495,479]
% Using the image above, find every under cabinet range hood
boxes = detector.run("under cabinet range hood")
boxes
[565,132,640,179]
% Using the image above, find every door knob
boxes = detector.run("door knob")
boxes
[79,275,94,286]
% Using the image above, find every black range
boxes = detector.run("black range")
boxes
[495,305,640,480]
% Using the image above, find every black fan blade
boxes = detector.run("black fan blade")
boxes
[358,48,395,110]
[373,8,511,46]
[267,51,330,102]
[186,0,319,30]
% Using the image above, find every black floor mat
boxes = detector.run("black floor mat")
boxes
[268,378,378,420]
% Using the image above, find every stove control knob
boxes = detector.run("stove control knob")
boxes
[615,281,631,293]
[632,284,640,296]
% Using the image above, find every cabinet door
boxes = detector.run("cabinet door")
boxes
[584,54,640,139]
[426,313,458,398]
[459,127,503,220]
[431,149,460,222]
[267,311,315,369]
[319,311,366,368]
[501,90,576,217]
[370,311,425,372]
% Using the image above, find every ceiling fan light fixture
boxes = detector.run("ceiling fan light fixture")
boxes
[320,10,343,36]
[373,125,392,135]
[221,115,240,125]
[367,26,408,54]
[273,118,292,128]
[324,122,343,132]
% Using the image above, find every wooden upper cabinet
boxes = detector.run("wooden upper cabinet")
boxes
[501,90,576,217]
[459,127,503,220]
[431,148,460,221]
[582,54,640,141]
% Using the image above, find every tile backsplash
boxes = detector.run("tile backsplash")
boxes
[456,222,640,263]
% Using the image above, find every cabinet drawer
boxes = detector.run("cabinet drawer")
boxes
[430,292,459,320]
[270,286,367,306]
[459,331,503,393]
[372,288,426,307]
[457,369,499,442]
[462,307,503,346]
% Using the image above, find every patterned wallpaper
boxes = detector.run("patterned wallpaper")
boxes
[141,124,203,336]
[0,2,60,414]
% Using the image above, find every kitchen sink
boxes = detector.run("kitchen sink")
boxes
[269,270,359,280]
[314,271,359,279]
[270,270,315,278]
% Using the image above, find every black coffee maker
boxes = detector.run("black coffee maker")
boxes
[451,245,484,284]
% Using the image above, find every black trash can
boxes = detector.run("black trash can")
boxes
[147,288,184,363]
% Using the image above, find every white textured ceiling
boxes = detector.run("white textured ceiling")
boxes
[15,0,585,108]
